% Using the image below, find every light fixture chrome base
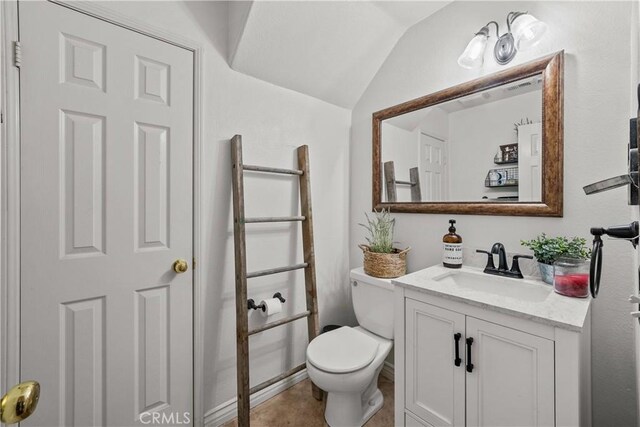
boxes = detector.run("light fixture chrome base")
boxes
[494,32,517,65]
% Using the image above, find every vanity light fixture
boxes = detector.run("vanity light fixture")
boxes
[457,12,547,69]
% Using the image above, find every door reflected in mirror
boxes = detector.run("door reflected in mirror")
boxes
[381,74,543,203]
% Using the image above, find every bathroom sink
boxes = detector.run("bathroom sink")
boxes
[431,269,551,302]
[393,265,591,332]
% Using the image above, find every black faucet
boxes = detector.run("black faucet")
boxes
[491,243,508,271]
[476,243,533,279]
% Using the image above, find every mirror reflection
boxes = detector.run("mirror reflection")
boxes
[381,74,543,203]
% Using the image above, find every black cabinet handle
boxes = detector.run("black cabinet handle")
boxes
[466,337,474,373]
[453,333,462,367]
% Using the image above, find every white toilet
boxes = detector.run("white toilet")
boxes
[306,268,394,427]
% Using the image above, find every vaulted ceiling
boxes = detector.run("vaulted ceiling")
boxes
[228,1,451,109]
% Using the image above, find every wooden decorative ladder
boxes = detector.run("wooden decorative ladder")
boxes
[230,135,322,427]
[383,160,421,202]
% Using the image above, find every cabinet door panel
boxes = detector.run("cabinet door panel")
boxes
[466,317,554,427]
[405,299,466,427]
[406,410,434,427]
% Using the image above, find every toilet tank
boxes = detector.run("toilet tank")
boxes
[350,268,395,339]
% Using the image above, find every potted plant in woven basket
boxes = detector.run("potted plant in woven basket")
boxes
[358,209,410,279]
[521,234,590,285]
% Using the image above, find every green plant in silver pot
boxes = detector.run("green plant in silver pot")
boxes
[520,234,590,284]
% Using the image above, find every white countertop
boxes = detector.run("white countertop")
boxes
[392,265,591,332]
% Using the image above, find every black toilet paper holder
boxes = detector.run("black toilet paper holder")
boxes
[247,292,286,311]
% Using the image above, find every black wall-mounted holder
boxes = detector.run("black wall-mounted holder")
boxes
[589,222,639,298]
[582,84,640,299]
[584,84,640,320]
[247,292,286,311]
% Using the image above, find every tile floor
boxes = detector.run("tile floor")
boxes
[223,376,394,427]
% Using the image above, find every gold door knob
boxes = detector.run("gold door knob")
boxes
[173,259,188,274]
[0,380,40,424]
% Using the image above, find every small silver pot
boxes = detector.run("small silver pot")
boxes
[538,262,554,285]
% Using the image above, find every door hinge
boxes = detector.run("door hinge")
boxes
[13,41,21,68]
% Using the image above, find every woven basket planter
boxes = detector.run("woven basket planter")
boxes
[359,244,410,279]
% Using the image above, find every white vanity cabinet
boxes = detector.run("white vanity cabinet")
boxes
[394,266,592,427]
[405,299,554,426]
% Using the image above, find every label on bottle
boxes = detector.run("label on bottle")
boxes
[443,243,463,266]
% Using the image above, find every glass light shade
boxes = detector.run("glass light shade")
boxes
[457,33,488,69]
[511,14,547,51]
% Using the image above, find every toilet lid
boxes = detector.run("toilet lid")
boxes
[307,327,379,374]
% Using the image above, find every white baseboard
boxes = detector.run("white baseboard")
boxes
[204,369,309,427]
[381,361,395,381]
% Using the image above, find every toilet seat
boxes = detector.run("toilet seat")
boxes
[307,327,379,374]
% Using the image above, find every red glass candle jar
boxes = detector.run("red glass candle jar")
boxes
[553,257,590,298]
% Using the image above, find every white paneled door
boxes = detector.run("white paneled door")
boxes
[420,133,448,201]
[19,2,194,426]
[517,123,543,202]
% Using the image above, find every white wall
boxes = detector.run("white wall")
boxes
[350,1,638,425]
[94,1,352,424]
[448,91,541,200]
[419,106,449,140]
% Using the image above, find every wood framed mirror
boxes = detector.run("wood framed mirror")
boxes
[372,51,563,216]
